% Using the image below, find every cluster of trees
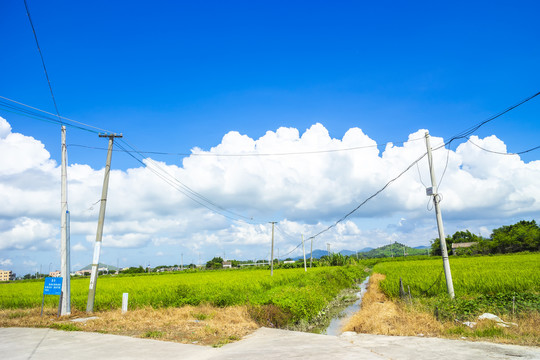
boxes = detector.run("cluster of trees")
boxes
[430,220,540,256]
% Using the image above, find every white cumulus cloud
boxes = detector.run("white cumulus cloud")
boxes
[0,116,538,273]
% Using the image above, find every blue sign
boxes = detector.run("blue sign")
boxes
[43,277,63,295]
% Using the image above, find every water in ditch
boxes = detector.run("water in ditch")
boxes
[323,276,370,336]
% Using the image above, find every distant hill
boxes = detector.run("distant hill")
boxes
[359,243,428,258]
[79,263,119,271]
[290,244,426,260]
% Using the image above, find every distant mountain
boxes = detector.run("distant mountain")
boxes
[79,263,119,271]
[414,245,429,250]
[358,247,374,253]
[290,249,329,260]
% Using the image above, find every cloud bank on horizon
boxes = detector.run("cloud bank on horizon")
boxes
[0,116,538,273]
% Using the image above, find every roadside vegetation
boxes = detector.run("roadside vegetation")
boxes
[345,252,540,346]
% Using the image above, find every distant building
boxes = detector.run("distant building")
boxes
[451,242,478,255]
[0,270,15,281]
[49,270,61,277]
[222,261,232,268]
[74,270,92,276]
[283,260,295,264]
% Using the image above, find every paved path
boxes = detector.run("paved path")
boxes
[1,327,539,360]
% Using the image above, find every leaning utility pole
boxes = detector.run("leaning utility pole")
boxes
[87,133,122,313]
[425,131,455,299]
[60,126,71,315]
[270,222,276,276]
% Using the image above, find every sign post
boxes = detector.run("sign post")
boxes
[41,277,63,317]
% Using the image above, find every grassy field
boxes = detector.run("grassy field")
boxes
[372,253,540,319]
[0,266,367,323]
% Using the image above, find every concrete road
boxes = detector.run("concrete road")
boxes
[1,327,539,360]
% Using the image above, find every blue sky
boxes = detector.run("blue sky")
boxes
[0,1,539,276]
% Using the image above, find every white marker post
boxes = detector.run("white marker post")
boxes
[122,293,129,313]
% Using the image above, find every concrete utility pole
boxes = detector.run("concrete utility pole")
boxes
[181,253,184,271]
[60,126,71,315]
[87,133,122,313]
[310,238,313,268]
[302,234,307,272]
[425,131,455,299]
[270,222,276,276]
[327,243,330,257]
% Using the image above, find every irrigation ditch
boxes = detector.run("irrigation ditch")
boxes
[289,276,370,335]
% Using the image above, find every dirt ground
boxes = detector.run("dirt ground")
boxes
[343,273,540,347]
[0,304,259,347]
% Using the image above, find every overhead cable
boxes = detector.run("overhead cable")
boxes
[23,0,62,123]
[305,90,540,243]
[467,138,540,155]
[115,139,256,223]
[0,96,114,134]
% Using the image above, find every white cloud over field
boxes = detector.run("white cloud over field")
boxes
[0,116,538,274]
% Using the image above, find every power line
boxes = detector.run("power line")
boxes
[115,139,256,223]
[0,96,114,134]
[443,91,540,146]
[119,138,255,222]
[23,0,62,123]
[67,139,427,157]
[467,137,540,155]
[306,151,428,242]
[304,90,540,244]
[0,95,429,157]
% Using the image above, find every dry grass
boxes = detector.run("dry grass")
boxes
[343,273,540,347]
[0,305,259,347]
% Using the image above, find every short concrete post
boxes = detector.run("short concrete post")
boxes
[122,293,129,313]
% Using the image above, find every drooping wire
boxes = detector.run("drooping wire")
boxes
[416,161,427,188]
[274,225,304,257]
[443,91,540,146]
[438,143,451,189]
[23,0,62,124]
[304,90,540,244]
[115,139,256,223]
[66,137,426,157]
[306,150,429,243]
[467,137,540,156]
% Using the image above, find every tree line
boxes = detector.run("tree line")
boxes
[430,220,540,256]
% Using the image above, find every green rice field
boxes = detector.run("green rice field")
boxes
[373,253,540,318]
[0,266,367,322]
